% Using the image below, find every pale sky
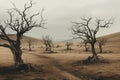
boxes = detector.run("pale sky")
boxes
[0,0,120,41]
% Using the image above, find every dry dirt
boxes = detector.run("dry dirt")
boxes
[0,46,120,80]
[0,32,120,80]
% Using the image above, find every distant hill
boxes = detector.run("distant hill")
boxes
[99,32,120,43]
[0,34,42,47]
[59,32,120,53]
[97,32,120,53]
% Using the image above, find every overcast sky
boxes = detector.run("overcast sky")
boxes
[0,0,120,41]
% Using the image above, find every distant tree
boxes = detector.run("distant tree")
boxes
[28,39,32,51]
[72,17,113,63]
[66,41,73,50]
[42,36,53,51]
[83,40,89,52]
[98,38,107,53]
[0,1,45,66]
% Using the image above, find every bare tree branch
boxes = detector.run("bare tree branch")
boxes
[0,1,45,66]
[71,17,113,61]
[0,43,11,48]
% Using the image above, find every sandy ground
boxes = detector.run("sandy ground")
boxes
[0,32,119,80]
[0,46,120,80]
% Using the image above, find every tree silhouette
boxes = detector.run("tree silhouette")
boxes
[83,40,89,52]
[28,39,32,51]
[0,1,45,66]
[72,17,113,63]
[66,41,73,50]
[98,38,107,53]
[42,36,53,51]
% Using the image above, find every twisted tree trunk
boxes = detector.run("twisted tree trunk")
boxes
[10,43,24,66]
[12,50,23,66]
[89,42,99,62]
[9,34,24,67]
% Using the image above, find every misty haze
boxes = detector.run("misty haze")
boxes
[0,0,119,80]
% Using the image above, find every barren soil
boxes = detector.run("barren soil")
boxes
[0,47,120,80]
[0,32,120,80]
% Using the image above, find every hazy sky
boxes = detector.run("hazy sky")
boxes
[0,0,120,41]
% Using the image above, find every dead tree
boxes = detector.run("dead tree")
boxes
[98,38,107,53]
[72,17,113,63]
[0,1,45,66]
[28,39,32,51]
[42,36,52,51]
[66,41,73,50]
[83,40,89,52]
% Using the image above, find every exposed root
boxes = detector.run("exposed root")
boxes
[0,63,44,74]
[82,55,109,64]
[73,55,109,66]
[16,63,39,72]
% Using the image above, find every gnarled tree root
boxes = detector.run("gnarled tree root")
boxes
[81,55,109,64]
[16,63,44,73]
[0,63,44,74]
[73,55,109,66]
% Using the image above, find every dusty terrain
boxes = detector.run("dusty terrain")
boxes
[0,32,120,80]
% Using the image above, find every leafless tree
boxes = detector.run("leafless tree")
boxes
[72,17,113,62]
[98,38,107,53]
[28,39,32,51]
[42,36,53,51]
[0,1,45,66]
[66,41,73,50]
[83,40,89,52]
